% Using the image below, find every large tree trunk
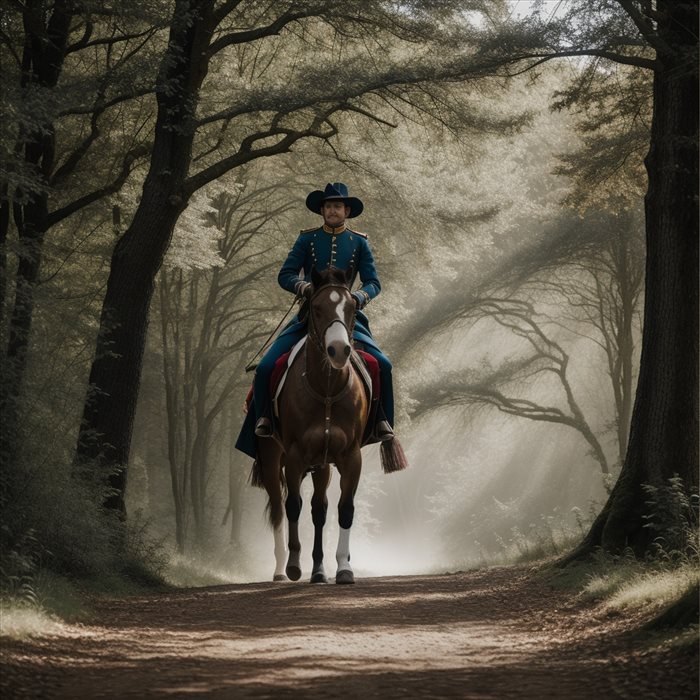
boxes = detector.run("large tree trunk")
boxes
[76,195,184,511]
[2,195,50,463]
[569,1,698,557]
[74,0,215,514]
[1,1,72,471]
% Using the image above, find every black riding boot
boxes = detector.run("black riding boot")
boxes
[374,407,394,441]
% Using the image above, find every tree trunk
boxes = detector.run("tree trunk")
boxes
[0,1,72,471]
[74,0,216,514]
[189,416,206,548]
[616,242,635,468]
[569,1,698,557]
[76,194,184,511]
[1,195,50,466]
[227,404,245,551]
[0,187,9,325]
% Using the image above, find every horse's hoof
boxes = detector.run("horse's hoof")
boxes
[273,574,288,582]
[286,565,302,581]
[310,572,328,584]
[335,570,355,585]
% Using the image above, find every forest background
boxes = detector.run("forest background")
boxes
[0,0,696,619]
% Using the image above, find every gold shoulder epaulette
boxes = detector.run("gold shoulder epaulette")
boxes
[348,228,368,239]
[299,226,317,234]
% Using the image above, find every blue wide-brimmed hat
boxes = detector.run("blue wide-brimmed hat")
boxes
[305,182,363,218]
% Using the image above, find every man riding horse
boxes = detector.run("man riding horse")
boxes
[235,182,395,458]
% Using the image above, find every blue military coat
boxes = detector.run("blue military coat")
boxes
[276,222,381,351]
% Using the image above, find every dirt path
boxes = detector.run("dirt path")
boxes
[1,566,697,699]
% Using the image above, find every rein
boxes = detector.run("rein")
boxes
[244,295,299,373]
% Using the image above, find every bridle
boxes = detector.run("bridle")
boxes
[302,282,358,465]
[306,283,356,354]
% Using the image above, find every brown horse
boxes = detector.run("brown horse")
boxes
[252,266,405,584]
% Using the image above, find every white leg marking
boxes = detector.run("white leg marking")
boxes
[336,526,352,572]
[273,524,287,577]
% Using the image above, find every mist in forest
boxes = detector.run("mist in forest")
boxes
[122,68,641,583]
[1,0,652,588]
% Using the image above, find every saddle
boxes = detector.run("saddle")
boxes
[245,336,381,446]
[270,339,378,407]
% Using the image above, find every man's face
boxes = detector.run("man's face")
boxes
[321,200,350,227]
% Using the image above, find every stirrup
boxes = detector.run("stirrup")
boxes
[376,420,394,442]
[255,417,273,437]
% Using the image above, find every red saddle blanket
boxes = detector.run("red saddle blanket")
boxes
[243,349,380,412]
[271,349,379,398]
[241,351,297,413]
[270,351,292,396]
[355,350,380,397]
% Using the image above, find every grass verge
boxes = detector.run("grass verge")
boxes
[541,548,699,649]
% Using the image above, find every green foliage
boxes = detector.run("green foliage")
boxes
[0,525,41,608]
[119,511,170,589]
[552,63,651,212]
[0,453,169,618]
[549,545,696,597]
[543,477,699,634]
[487,504,598,565]
[642,475,699,561]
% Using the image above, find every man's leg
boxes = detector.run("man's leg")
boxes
[253,332,300,436]
[362,347,394,439]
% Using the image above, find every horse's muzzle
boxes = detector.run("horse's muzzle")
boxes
[324,319,352,368]
[327,341,352,367]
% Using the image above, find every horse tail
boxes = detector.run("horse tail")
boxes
[265,467,287,528]
[249,459,264,488]
[380,437,409,474]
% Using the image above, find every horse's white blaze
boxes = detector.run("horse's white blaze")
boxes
[336,526,352,572]
[325,296,350,351]
[329,290,340,302]
[273,524,287,577]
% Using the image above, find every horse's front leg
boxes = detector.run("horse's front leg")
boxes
[310,464,331,583]
[335,447,362,585]
[284,460,303,581]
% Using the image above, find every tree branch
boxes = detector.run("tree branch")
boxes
[58,86,154,117]
[615,0,669,53]
[184,110,338,194]
[47,143,150,226]
[208,9,316,56]
[502,49,655,74]
[66,26,162,53]
[50,85,108,186]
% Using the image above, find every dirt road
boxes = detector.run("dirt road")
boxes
[1,566,697,698]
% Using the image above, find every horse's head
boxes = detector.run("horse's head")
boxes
[308,266,356,370]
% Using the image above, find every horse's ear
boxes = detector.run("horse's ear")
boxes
[344,265,355,288]
[311,266,322,289]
